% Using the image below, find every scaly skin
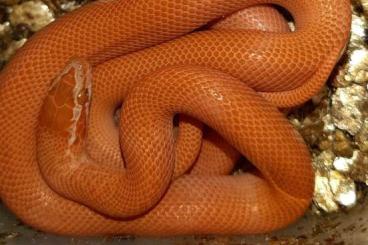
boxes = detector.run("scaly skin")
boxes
[0,0,351,236]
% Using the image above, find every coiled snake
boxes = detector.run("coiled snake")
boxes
[0,0,351,236]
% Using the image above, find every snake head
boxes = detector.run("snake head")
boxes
[39,59,92,147]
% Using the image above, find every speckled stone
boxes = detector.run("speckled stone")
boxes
[356,120,368,153]
[334,130,354,158]
[9,0,54,32]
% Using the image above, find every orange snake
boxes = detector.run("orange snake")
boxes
[0,0,351,236]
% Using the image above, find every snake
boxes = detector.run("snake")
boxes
[0,0,351,236]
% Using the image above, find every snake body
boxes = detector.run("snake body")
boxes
[0,0,351,236]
